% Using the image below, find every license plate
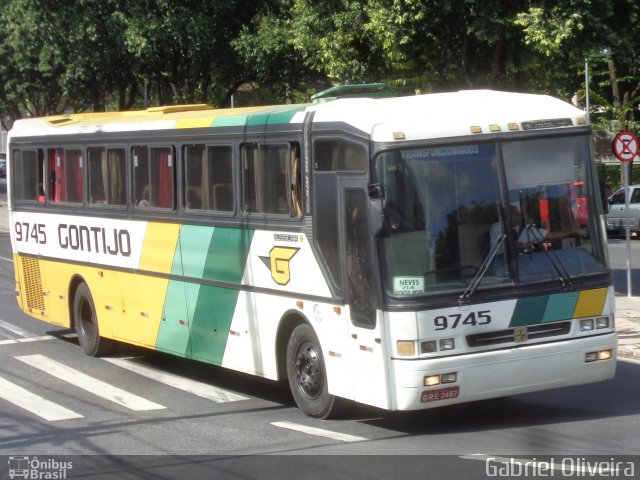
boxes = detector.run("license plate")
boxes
[421,386,460,403]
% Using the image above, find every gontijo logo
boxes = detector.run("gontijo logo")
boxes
[260,246,300,286]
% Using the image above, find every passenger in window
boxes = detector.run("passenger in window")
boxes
[491,206,587,252]
[342,145,365,171]
[91,185,107,205]
[138,185,150,207]
[187,187,202,209]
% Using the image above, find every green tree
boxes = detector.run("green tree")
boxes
[235,0,567,97]
[0,0,73,122]
[122,0,258,107]
[232,1,322,103]
[516,0,640,133]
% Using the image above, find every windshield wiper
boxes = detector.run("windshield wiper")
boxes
[458,233,507,305]
[523,225,573,288]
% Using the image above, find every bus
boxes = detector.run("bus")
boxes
[7,87,617,418]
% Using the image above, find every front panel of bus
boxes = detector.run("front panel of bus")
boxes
[371,130,616,410]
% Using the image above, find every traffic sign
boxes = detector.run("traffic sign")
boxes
[612,131,639,162]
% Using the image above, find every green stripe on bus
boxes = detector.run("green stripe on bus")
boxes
[509,295,550,327]
[212,115,251,127]
[542,292,580,323]
[212,105,304,128]
[246,106,305,126]
[155,226,254,363]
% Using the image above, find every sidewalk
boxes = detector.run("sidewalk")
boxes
[614,296,640,360]
[0,196,639,359]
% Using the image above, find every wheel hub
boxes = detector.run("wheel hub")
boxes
[295,343,322,399]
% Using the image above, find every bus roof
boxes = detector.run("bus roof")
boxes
[9,90,587,142]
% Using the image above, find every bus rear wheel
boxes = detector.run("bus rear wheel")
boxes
[73,282,113,357]
[286,323,339,419]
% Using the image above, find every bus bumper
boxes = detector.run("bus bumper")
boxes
[389,332,617,411]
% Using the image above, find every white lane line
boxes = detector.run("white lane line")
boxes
[0,255,13,263]
[0,376,83,421]
[0,336,56,346]
[0,319,39,338]
[15,354,165,411]
[271,421,366,443]
[103,357,248,403]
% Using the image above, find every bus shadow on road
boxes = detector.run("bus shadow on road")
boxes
[45,328,296,407]
[45,326,639,431]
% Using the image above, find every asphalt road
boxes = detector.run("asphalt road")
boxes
[0,179,639,479]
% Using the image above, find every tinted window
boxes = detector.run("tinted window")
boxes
[88,147,126,206]
[133,146,175,209]
[49,148,84,204]
[184,144,234,212]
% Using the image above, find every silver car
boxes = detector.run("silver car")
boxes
[606,185,640,235]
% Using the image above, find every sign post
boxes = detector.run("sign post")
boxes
[612,131,639,297]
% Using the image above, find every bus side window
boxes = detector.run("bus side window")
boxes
[313,139,367,172]
[133,145,175,210]
[88,147,126,206]
[209,145,234,212]
[291,144,302,217]
[241,142,299,216]
[48,148,84,204]
[12,149,44,202]
[184,144,206,210]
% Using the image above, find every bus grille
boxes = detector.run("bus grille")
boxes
[21,257,46,313]
[466,321,571,348]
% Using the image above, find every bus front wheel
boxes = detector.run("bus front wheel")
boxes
[286,323,338,419]
[73,283,113,357]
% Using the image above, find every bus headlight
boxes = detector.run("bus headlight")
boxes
[420,341,437,353]
[439,338,455,351]
[420,338,455,354]
[579,319,594,332]
[595,317,610,329]
[585,349,613,362]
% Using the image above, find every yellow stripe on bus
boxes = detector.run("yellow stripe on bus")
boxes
[138,223,181,273]
[573,287,608,318]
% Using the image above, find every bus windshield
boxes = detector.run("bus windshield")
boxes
[376,135,609,297]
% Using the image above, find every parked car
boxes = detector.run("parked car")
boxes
[0,153,6,178]
[606,185,640,236]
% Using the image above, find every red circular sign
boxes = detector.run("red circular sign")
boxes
[612,131,639,162]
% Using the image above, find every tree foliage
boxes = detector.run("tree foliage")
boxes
[0,0,638,135]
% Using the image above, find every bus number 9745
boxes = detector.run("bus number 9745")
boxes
[434,311,492,330]
[14,222,47,244]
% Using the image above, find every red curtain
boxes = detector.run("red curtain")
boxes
[155,148,173,208]
[50,149,64,203]
[67,150,84,203]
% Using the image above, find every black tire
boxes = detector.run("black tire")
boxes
[286,323,339,419]
[73,282,113,357]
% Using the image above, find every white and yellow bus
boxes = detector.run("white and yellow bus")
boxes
[7,87,617,418]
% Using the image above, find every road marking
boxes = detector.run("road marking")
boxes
[15,354,165,411]
[103,357,248,403]
[0,255,13,263]
[0,319,39,339]
[271,421,366,443]
[0,376,83,421]
[0,336,55,346]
